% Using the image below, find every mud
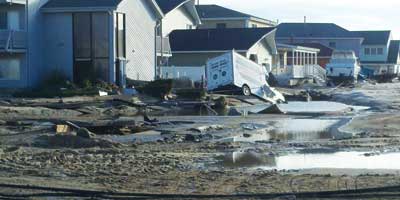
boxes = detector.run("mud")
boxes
[0,83,399,198]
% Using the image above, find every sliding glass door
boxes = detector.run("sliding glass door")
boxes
[73,12,109,85]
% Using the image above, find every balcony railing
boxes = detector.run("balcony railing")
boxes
[156,36,171,56]
[0,30,26,52]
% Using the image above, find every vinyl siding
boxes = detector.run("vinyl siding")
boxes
[42,12,73,80]
[277,38,362,57]
[117,0,158,81]
[162,5,196,36]
[198,19,246,29]
[359,45,389,62]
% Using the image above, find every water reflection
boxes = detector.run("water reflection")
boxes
[221,151,400,170]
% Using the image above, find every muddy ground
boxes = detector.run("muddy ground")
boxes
[0,82,400,199]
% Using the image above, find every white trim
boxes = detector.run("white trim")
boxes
[277,37,364,40]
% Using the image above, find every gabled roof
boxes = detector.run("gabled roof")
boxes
[42,0,163,18]
[196,4,276,25]
[352,31,391,45]
[290,43,334,57]
[387,40,400,64]
[155,0,189,14]
[170,28,276,52]
[276,23,360,38]
[42,0,123,9]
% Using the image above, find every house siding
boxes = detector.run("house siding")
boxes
[198,19,246,29]
[359,44,389,62]
[169,52,225,66]
[117,0,158,81]
[162,5,196,36]
[42,12,73,80]
[277,38,363,57]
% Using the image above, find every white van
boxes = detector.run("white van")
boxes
[206,50,285,104]
[326,50,361,82]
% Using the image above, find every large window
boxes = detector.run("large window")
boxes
[73,12,110,83]
[0,59,20,80]
[216,23,226,29]
[378,48,384,55]
[116,13,126,58]
[0,12,7,29]
[365,48,370,55]
[371,48,377,55]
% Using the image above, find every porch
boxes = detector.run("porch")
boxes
[273,44,326,86]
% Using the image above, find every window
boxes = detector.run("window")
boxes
[0,59,20,80]
[116,13,126,58]
[249,54,258,63]
[216,23,226,29]
[0,12,7,30]
[378,48,383,55]
[252,24,258,28]
[371,48,377,55]
[365,48,371,55]
[329,42,336,48]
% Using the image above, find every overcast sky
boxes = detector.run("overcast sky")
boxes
[199,0,400,39]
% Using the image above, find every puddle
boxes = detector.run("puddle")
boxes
[221,151,400,170]
[277,101,370,114]
[223,118,344,143]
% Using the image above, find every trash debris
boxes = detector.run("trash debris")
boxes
[189,125,224,133]
[240,123,267,130]
[77,128,96,139]
[55,125,71,134]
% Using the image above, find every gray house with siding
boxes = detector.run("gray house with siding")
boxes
[1,0,164,88]
[353,30,400,76]
[276,23,363,57]
[169,27,278,71]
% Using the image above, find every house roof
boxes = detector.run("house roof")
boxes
[276,23,360,38]
[196,4,276,25]
[352,31,391,45]
[387,40,400,64]
[155,0,189,14]
[290,43,334,57]
[42,0,124,9]
[42,0,163,17]
[170,28,276,52]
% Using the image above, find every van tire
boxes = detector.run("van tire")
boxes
[242,85,251,96]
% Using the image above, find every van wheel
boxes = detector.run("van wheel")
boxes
[242,85,251,96]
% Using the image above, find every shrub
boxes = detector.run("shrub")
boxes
[175,88,207,100]
[136,79,173,99]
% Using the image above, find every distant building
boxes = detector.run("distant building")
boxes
[352,30,400,77]
[154,0,201,67]
[276,23,363,57]
[196,4,277,29]
[169,27,278,71]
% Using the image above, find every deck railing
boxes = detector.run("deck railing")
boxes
[156,36,171,55]
[0,30,26,52]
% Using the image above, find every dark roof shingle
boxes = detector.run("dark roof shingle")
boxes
[42,0,123,9]
[155,0,188,14]
[387,40,400,64]
[352,31,391,45]
[276,23,360,38]
[196,4,269,22]
[170,28,275,52]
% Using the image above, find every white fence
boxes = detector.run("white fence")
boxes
[160,66,206,82]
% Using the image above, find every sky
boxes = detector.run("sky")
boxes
[199,0,400,39]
